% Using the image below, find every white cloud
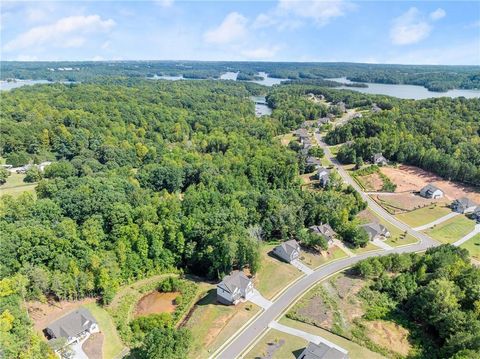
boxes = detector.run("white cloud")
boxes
[241,45,281,59]
[91,55,105,61]
[253,0,354,30]
[204,12,248,44]
[390,7,431,45]
[3,14,116,52]
[16,54,38,61]
[155,0,174,8]
[429,8,446,21]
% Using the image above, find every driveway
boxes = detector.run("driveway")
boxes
[70,335,90,359]
[291,259,314,275]
[248,290,273,309]
[372,238,393,250]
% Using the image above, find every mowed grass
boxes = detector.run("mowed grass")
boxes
[460,234,480,262]
[0,173,37,198]
[244,328,307,359]
[396,205,452,228]
[278,317,386,359]
[83,303,125,359]
[351,241,381,254]
[425,215,476,244]
[255,243,303,299]
[300,246,347,269]
[185,288,260,359]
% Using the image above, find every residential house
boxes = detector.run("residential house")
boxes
[317,167,330,188]
[294,128,309,141]
[473,207,480,222]
[306,156,321,167]
[419,184,444,199]
[309,223,337,246]
[337,101,347,113]
[352,113,363,119]
[45,308,99,346]
[371,103,382,113]
[451,197,478,214]
[372,153,388,166]
[361,223,391,241]
[298,342,348,359]
[273,239,301,263]
[38,161,52,172]
[318,117,330,125]
[217,271,254,305]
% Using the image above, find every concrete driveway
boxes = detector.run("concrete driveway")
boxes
[248,289,273,309]
[291,259,314,275]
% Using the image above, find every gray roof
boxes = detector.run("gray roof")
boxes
[361,223,388,239]
[318,167,330,179]
[309,224,336,239]
[421,184,442,194]
[306,156,321,166]
[294,128,309,138]
[46,308,97,339]
[453,197,477,209]
[219,271,251,294]
[300,342,348,359]
[276,239,300,257]
[373,153,387,163]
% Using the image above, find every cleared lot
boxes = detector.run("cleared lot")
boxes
[424,216,476,244]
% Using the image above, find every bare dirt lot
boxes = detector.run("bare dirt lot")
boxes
[380,165,480,202]
[364,320,412,357]
[27,298,97,332]
[135,291,179,317]
[82,332,104,359]
[372,192,440,213]
[357,173,384,192]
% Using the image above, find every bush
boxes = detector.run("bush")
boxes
[0,168,10,185]
[24,167,42,183]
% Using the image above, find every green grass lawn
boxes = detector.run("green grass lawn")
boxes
[300,246,347,269]
[244,328,307,359]
[278,317,386,359]
[0,173,37,198]
[460,234,480,262]
[425,216,476,244]
[396,205,452,228]
[351,241,381,254]
[329,145,341,157]
[255,243,303,299]
[185,288,260,359]
[83,303,126,359]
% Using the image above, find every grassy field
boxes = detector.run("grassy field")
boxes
[0,173,37,198]
[460,233,480,261]
[351,241,381,254]
[277,133,294,146]
[278,318,386,359]
[424,216,476,244]
[358,209,418,247]
[255,243,303,299]
[245,328,307,359]
[300,246,347,269]
[185,288,260,359]
[329,145,341,157]
[83,303,126,359]
[396,205,452,227]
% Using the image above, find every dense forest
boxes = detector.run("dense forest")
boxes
[353,245,480,359]
[325,96,480,185]
[2,61,479,92]
[0,80,366,357]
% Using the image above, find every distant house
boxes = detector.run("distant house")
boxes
[298,342,349,359]
[361,223,391,241]
[372,153,388,166]
[337,101,347,113]
[217,271,254,305]
[309,223,337,246]
[15,164,33,174]
[318,117,330,125]
[306,156,321,167]
[317,167,330,187]
[419,184,444,199]
[473,207,480,222]
[294,128,309,141]
[352,113,363,119]
[38,161,52,172]
[273,239,301,263]
[371,103,382,113]
[451,197,478,214]
[45,308,98,346]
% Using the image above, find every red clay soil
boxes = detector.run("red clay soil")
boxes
[381,165,480,202]
[82,332,104,359]
[135,291,179,317]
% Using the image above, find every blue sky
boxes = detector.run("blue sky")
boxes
[1,1,479,64]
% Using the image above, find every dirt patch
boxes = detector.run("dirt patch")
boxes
[82,332,104,359]
[372,193,441,213]
[357,173,384,192]
[27,298,97,333]
[364,320,412,356]
[297,294,333,328]
[380,165,480,202]
[262,339,285,359]
[135,291,179,317]
[334,275,364,299]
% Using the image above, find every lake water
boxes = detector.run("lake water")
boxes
[250,72,287,86]
[149,74,184,81]
[328,77,480,100]
[220,71,238,80]
[251,96,272,117]
[0,79,51,91]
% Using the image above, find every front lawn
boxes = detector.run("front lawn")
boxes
[244,328,307,359]
[460,233,480,262]
[83,303,125,359]
[396,205,452,228]
[424,216,476,244]
[300,246,347,269]
[0,173,37,198]
[351,241,381,254]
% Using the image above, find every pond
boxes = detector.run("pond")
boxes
[135,291,180,317]
[327,77,480,100]
[251,95,272,117]
[1,79,52,91]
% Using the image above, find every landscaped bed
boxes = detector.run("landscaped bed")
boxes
[424,215,476,244]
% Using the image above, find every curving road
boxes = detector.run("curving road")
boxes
[216,132,439,359]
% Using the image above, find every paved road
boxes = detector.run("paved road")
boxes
[216,135,439,359]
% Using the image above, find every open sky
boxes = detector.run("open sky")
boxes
[1,1,479,65]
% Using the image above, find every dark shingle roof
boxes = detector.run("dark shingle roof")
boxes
[46,308,97,339]
[300,342,348,359]
[219,271,251,294]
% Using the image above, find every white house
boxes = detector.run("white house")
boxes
[45,308,99,346]
[372,153,388,166]
[317,167,330,188]
[419,184,444,199]
[273,239,301,262]
[217,271,254,305]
